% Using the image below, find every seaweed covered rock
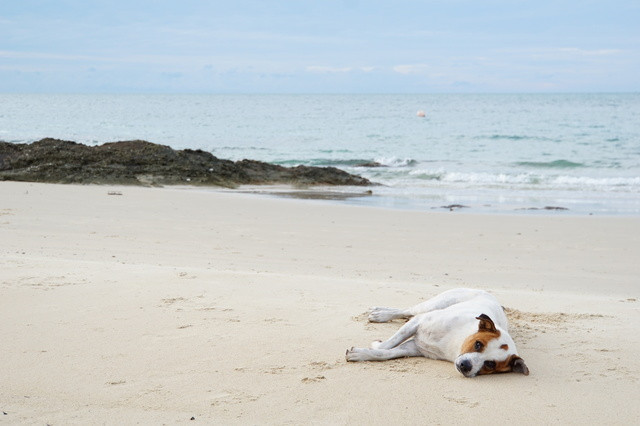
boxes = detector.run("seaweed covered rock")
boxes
[0,138,372,187]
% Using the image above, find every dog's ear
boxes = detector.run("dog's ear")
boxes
[476,314,497,333]
[511,356,530,375]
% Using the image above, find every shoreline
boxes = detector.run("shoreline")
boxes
[2,137,638,216]
[193,184,640,217]
[1,181,639,424]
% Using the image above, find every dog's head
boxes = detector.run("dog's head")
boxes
[454,314,529,378]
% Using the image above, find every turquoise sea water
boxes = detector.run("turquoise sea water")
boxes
[1,93,639,214]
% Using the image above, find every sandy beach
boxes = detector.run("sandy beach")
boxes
[1,181,639,425]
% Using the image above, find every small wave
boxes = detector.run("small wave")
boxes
[403,168,640,191]
[408,169,536,185]
[515,159,585,169]
[374,156,418,167]
[592,160,622,169]
[409,171,443,181]
[551,175,640,188]
[237,155,418,169]
[478,134,557,143]
[275,158,372,168]
[488,134,528,141]
[318,149,354,154]
[213,146,271,151]
[442,171,535,185]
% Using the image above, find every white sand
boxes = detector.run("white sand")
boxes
[1,181,639,424]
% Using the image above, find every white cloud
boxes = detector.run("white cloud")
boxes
[515,47,624,60]
[556,48,622,56]
[306,66,353,73]
[304,65,378,74]
[0,50,99,61]
[0,50,168,64]
[392,64,430,75]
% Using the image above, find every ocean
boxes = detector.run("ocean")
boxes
[1,93,639,215]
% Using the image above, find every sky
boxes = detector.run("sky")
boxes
[1,0,639,93]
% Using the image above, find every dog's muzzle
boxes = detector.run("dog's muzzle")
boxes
[456,359,474,377]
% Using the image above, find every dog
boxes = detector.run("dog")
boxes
[346,288,529,377]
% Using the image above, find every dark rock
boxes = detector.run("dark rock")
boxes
[518,206,569,211]
[0,138,373,187]
[440,204,469,211]
[354,161,386,168]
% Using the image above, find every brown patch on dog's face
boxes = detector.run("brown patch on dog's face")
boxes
[478,354,516,375]
[477,355,530,375]
[460,314,501,355]
[500,344,509,350]
[460,329,501,355]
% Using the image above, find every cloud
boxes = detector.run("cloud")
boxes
[0,50,101,61]
[515,47,625,61]
[0,49,238,70]
[306,66,353,73]
[0,50,171,65]
[161,71,183,79]
[392,64,430,75]
[556,48,622,56]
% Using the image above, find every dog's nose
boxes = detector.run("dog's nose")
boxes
[458,359,472,373]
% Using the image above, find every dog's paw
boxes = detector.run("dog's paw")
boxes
[345,347,368,362]
[368,307,395,323]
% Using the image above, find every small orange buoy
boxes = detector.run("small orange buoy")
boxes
[416,110,426,117]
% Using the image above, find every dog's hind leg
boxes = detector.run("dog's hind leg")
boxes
[369,289,485,322]
[406,288,487,316]
[368,307,412,323]
[346,339,421,362]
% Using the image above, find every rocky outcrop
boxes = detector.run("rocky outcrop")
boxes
[0,138,373,187]
[354,161,386,168]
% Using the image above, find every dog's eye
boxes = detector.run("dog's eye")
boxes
[474,340,483,351]
[484,361,496,370]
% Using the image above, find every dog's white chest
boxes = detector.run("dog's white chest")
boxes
[414,313,477,361]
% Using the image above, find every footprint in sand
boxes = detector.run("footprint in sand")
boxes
[161,297,187,305]
[177,271,197,279]
[444,396,480,408]
[301,375,326,383]
[20,275,87,290]
[210,390,261,406]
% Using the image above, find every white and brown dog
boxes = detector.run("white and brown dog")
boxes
[346,288,529,377]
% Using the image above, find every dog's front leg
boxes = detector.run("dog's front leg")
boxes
[346,339,422,362]
[373,315,421,350]
[346,315,422,362]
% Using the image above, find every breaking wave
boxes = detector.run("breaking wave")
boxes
[373,156,418,167]
[403,169,640,191]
